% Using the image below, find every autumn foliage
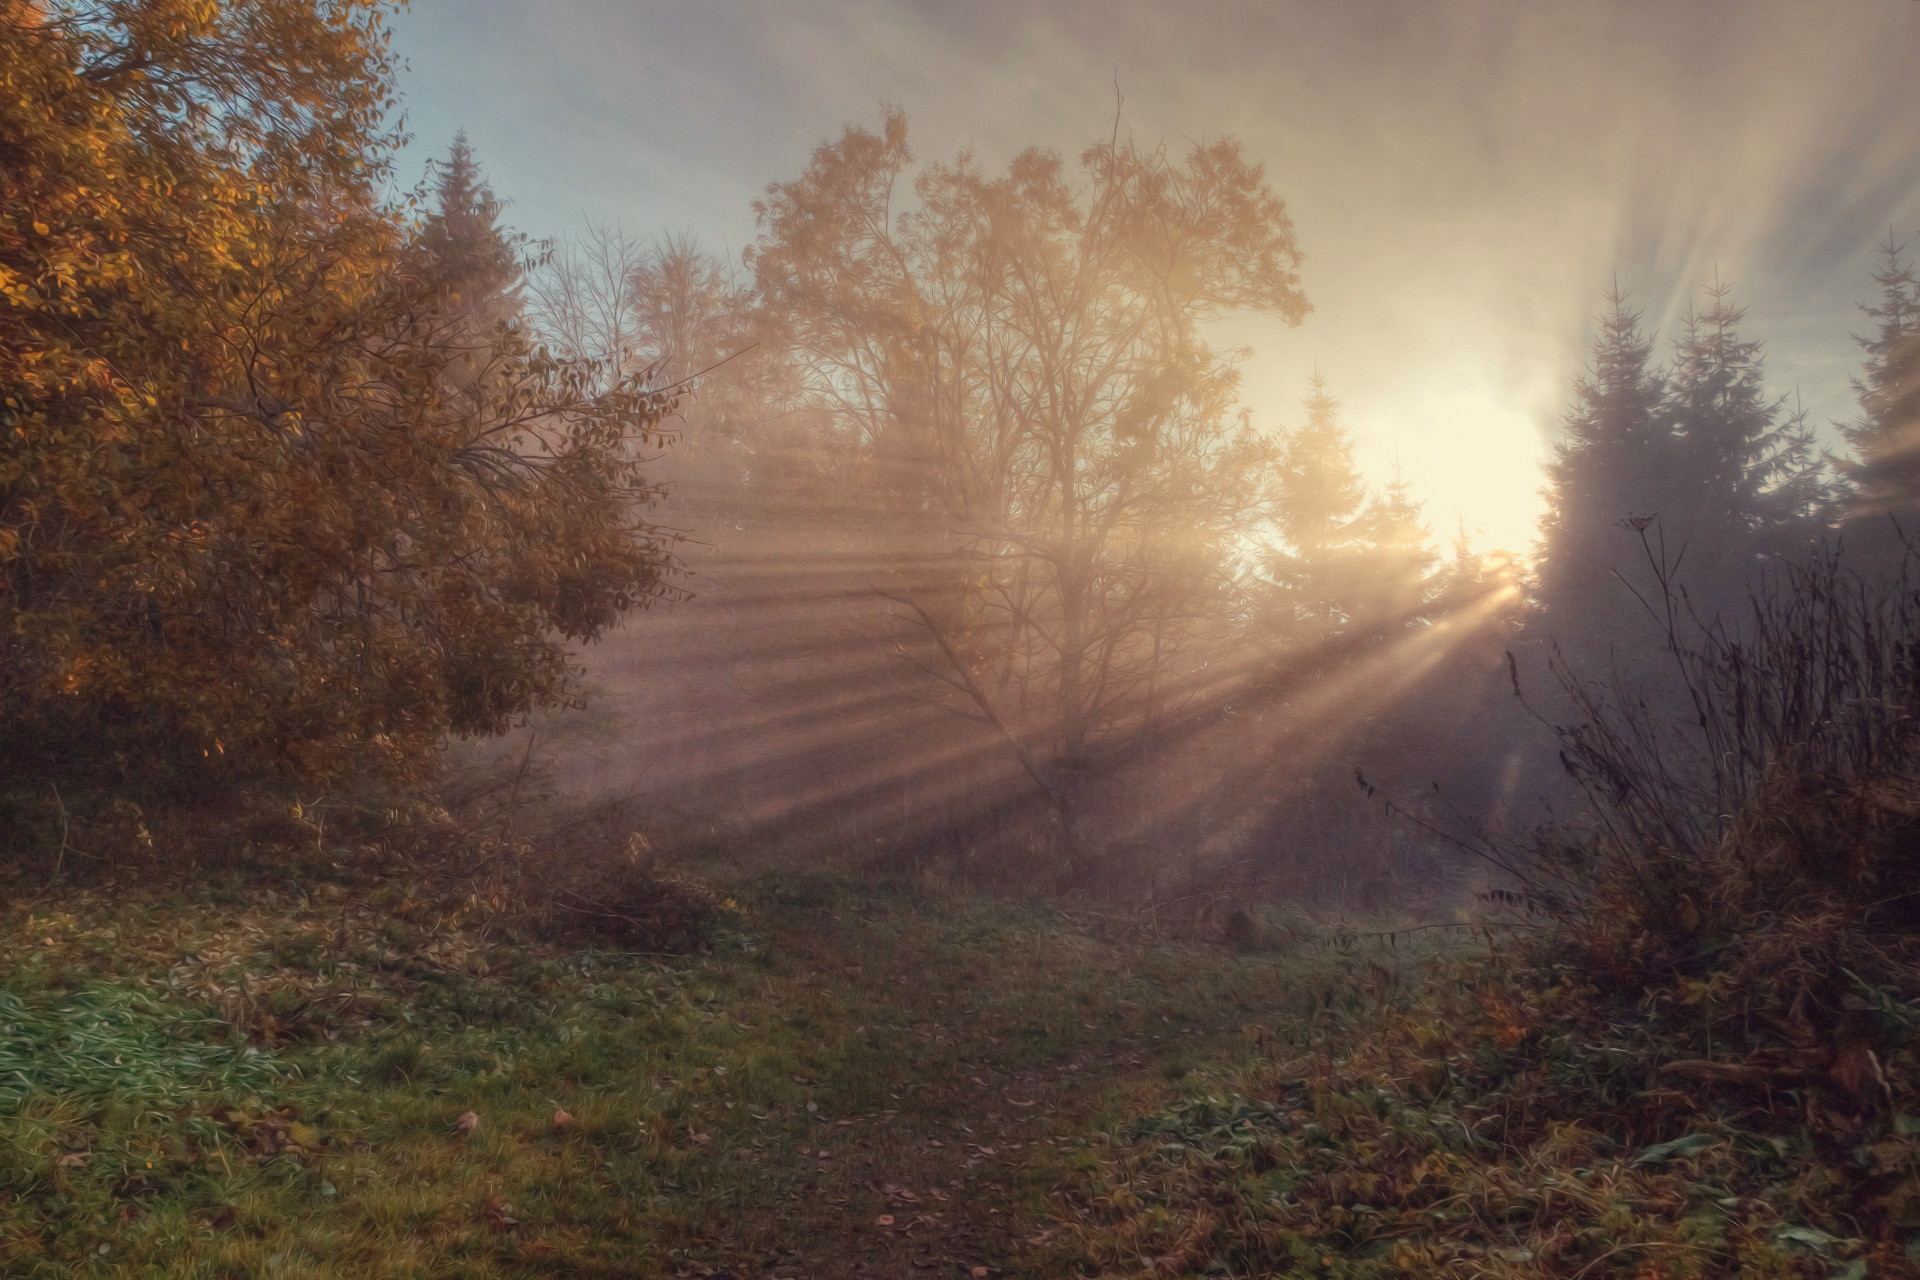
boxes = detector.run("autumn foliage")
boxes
[0,2,679,814]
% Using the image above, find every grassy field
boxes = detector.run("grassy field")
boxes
[4,856,1908,1278]
[0,860,1410,1278]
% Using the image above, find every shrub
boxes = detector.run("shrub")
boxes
[1527,532,1920,1108]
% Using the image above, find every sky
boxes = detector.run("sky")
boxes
[385,0,1920,555]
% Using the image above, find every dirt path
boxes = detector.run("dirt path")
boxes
[663,894,1281,1277]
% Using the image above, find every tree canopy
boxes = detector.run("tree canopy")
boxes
[0,1,680,805]
[747,108,1309,861]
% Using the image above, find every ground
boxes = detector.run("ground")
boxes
[0,866,1364,1278]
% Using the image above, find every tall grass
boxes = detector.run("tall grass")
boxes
[1524,532,1920,1099]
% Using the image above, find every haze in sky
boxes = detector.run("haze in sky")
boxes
[387,0,1920,554]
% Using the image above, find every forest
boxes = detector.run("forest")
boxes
[3,1,1920,1276]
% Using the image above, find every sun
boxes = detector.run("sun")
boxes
[1354,368,1552,561]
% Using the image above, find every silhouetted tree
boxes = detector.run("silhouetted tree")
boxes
[1537,281,1826,658]
[1534,289,1674,655]
[1665,280,1828,596]
[1840,236,1920,568]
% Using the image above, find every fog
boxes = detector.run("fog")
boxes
[410,0,1920,904]
[394,0,1920,553]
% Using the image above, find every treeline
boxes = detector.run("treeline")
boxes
[0,3,679,828]
[5,1,1918,899]
[521,105,1919,895]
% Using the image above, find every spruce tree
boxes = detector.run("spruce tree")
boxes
[1537,279,1828,670]
[1430,519,1487,616]
[1263,375,1370,651]
[1534,288,1674,652]
[417,132,523,335]
[1840,237,1920,566]
[1349,463,1435,642]
[1665,280,1829,604]
[1673,285,1819,516]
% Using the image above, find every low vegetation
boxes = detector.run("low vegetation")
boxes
[5,831,1916,1277]
[0,840,1402,1278]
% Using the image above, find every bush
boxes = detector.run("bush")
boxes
[1527,533,1920,1110]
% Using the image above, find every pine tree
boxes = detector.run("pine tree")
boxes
[1430,519,1493,619]
[1536,279,1828,677]
[1840,237,1920,562]
[1349,463,1435,642]
[417,132,523,334]
[1535,288,1674,649]
[1666,279,1829,603]
[1263,375,1370,650]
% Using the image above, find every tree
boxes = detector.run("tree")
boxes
[1534,288,1675,653]
[1664,279,1829,592]
[1534,279,1824,663]
[1348,464,1435,643]
[0,1,680,813]
[1840,236,1920,567]
[747,109,1309,867]
[416,131,525,336]
[1259,375,1370,652]
[1257,379,1435,664]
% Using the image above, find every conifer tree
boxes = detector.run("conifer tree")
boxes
[1840,237,1920,563]
[1349,464,1435,641]
[1537,280,1827,672]
[1665,280,1828,587]
[1430,520,1487,616]
[1262,376,1370,650]
[1534,289,1674,650]
[416,132,524,334]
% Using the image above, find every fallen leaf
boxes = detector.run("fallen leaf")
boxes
[689,1129,711,1145]
[454,1111,480,1135]
[56,1152,87,1168]
[481,1193,518,1230]
[876,1214,895,1227]
[972,1269,989,1278]
[552,1109,574,1130]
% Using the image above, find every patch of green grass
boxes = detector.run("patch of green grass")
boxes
[0,985,289,1111]
[0,867,1349,1277]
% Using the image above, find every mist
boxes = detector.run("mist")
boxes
[395,0,1920,554]
[407,0,1920,911]
[11,3,1920,1271]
